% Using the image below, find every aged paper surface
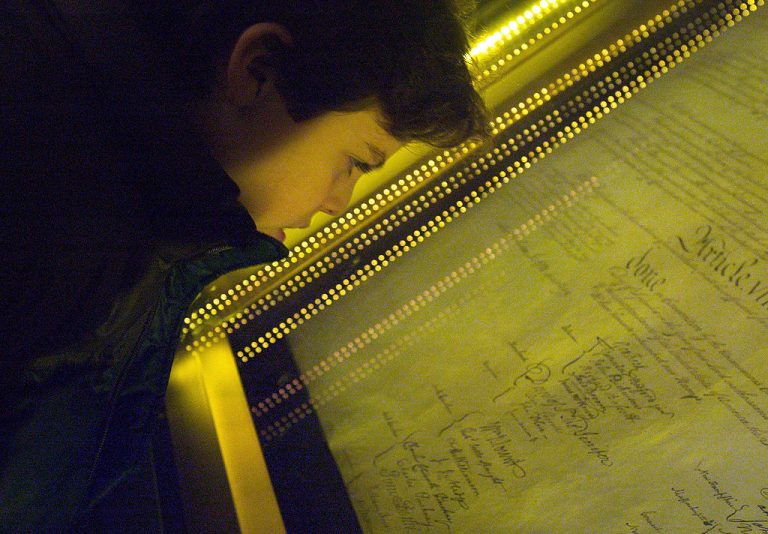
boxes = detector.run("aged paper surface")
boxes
[288,9,768,533]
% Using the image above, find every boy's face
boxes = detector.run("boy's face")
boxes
[226,106,402,243]
[202,22,404,242]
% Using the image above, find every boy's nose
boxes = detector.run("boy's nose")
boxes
[320,181,355,216]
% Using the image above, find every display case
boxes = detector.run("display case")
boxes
[166,0,768,531]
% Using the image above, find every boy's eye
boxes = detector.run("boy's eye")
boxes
[350,157,373,175]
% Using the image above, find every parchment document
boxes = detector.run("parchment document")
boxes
[288,9,768,533]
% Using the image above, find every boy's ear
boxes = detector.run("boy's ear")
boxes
[224,23,293,108]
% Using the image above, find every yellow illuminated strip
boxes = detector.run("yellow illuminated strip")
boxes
[469,0,604,87]
[181,0,764,361]
[468,0,571,58]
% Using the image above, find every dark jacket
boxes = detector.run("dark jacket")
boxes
[0,0,287,529]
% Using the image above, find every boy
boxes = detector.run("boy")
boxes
[0,0,486,529]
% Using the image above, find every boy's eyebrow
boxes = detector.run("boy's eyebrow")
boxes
[366,143,387,170]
